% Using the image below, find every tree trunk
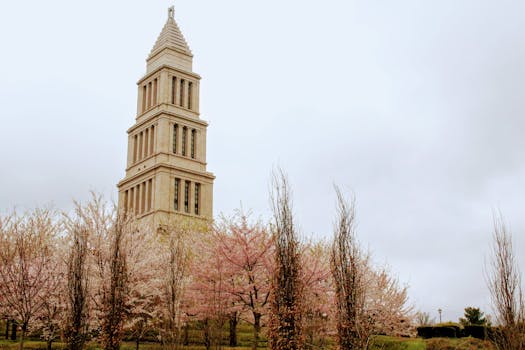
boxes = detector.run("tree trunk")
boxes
[183,323,189,346]
[47,339,53,350]
[229,313,238,347]
[253,312,261,350]
[10,321,17,341]
[203,319,211,350]
[135,336,140,350]
[18,323,26,350]
[5,319,9,340]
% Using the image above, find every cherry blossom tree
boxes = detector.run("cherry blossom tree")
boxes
[366,267,413,337]
[124,223,164,350]
[189,231,231,350]
[0,209,61,350]
[32,237,67,350]
[157,228,191,350]
[301,242,333,348]
[214,212,273,350]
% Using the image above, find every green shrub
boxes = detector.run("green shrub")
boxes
[417,325,459,339]
[416,326,433,338]
[462,326,487,339]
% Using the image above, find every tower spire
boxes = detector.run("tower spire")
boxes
[149,6,192,60]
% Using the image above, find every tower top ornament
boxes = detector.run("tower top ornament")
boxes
[168,6,175,19]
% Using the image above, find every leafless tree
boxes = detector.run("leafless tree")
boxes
[268,170,304,350]
[415,311,434,327]
[487,214,525,350]
[330,188,373,350]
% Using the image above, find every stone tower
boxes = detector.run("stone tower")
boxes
[118,7,214,228]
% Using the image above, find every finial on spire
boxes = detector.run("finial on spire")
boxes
[168,6,175,19]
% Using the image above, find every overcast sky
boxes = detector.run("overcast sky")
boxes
[1,0,524,323]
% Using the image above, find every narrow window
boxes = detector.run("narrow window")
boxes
[144,128,149,158]
[188,82,193,110]
[153,78,158,106]
[182,127,187,156]
[142,85,147,112]
[173,124,178,153]
[123,190,128,212]
[194,183,200,215]
[135,185,140,215]
[141,182,146,214]
[129,188,134,212]
[133,135,138,163]
[190,129,196,159]
[184,181,190,213]
[174,178,180,211]
[150,125,155,155]
[138,132,143,160]
[147,179,153,212]
[171,76,177,104]
[180,79,185,107]
[147,82,152,108]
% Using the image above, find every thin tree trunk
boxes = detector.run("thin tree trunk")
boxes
[5,319,9,340]
[203,319,211,350]
[253,312,261,350]
[183,323,189,346]
[135,336,140,350]
[11,321,17,341]
[229,313,238,347]
[18,323,26,350]
[47,339,53,350]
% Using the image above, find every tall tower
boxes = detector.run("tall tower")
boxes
[118,7,214,228]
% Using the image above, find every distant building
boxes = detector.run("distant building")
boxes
[118,7,215,228]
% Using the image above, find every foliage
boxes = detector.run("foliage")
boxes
[459,308,488,327]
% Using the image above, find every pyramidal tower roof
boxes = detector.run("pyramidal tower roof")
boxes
[149,6,192,59]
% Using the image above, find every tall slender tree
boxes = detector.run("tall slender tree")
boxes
[330,189,372,350]
[64,222,90,350]
[268,171,303,350]
[487,214,525,350]
[99,217,129,350]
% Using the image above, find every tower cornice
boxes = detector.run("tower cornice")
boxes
[129,110,208,135]
[137,64,201,86]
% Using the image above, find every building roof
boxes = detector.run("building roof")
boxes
[149,7,192,58]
